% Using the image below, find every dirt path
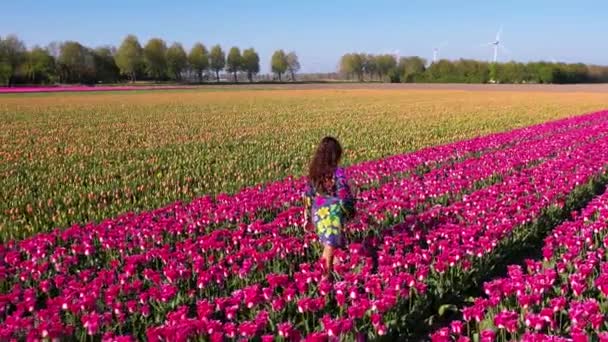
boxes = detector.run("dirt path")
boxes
[3,82,608,94]
[211,82,608,93]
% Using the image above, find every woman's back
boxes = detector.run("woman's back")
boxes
[304,167,355,247]
[303,136,354,276]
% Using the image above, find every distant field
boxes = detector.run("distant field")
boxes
[0,85,199,94]
[1,86,607,240]
[3,82,608,93]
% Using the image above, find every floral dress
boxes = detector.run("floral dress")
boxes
[303,167,355,248]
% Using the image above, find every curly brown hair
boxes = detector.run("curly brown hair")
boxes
[308,136,343,195]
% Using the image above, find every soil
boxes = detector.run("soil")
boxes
[210,82,608,93]
[3,82,608,94]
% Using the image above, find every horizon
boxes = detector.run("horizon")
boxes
[2,0,606,73]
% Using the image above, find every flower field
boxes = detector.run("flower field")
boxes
[3,88,608,340]
[430,138,608,342]
[2,88,608,241]
[0,86,198,94]
[2,86,608,340]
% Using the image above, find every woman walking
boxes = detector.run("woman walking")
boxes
[303,136,355,278]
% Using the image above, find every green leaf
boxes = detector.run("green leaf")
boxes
[438,304,457,316]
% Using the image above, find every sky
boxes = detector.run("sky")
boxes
[2,0,606,73]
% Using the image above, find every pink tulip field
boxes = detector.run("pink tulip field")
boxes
[3,110,608,341]
[430,124,608,341]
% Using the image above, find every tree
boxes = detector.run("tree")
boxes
[0,35,27,86]
[538,63,557,84]
[58,41,87,83]
[93,47,119,83]
[489,63,498,83]
[588,65,608,83]
[226,47,242,82]
[114,35,143,82]
[362,54,377,81]
[271,50,288,81]
[241,48,260,83]
[423,59,454,82]
[339,53,364,81]
[24,47,56,83]
[166,42,187,80]
[143,38,167,81]
[81,48,98,84]
[0,52,10,86]
[339,53,353,79]
[375,54,397,81]
[569,63,589,83]
[188,43,209,82]
[209,45,225,82]
[498,61,526,83]
[399,56,426,83]
[286,51,300,82]
[464,59,490,83]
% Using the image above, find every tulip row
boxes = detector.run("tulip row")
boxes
[431,170,608,341]
[146,116,608,341]
[159,109,598,231]
[123,114,607,295]
[0,113,586,340]
[2,111,608,340]
[290,115,608,340]
[5,110,599,286]
[6,89,600,241]
[5,110,603,288]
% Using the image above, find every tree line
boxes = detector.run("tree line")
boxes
[340,53,608,84]
[0,34,302,86]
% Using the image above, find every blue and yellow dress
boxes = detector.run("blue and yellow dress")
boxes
[303,167,355,248]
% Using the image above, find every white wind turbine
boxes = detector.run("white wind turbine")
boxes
[485,26,509,62]
[431,42,447,64]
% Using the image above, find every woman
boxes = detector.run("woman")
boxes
[303,136,355,277]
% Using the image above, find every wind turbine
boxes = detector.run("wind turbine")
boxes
[393,49,400,61]
[432,42,447,64]
[485,26,508,62]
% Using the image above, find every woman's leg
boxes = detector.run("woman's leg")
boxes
[321,244,335,274]
[332,233,346,268]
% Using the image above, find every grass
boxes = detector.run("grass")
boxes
[1,87,607,241]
